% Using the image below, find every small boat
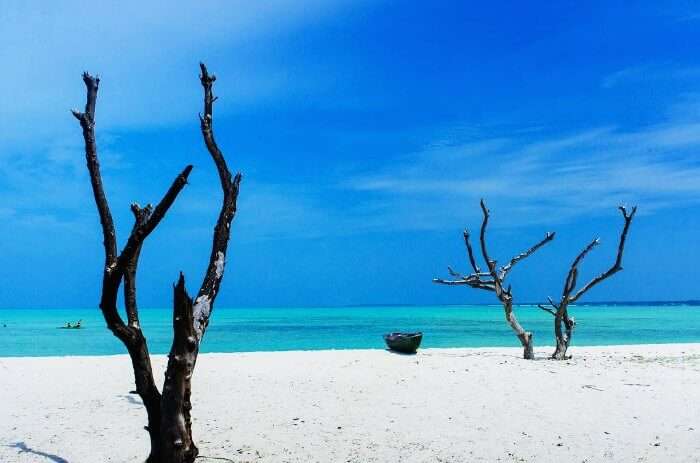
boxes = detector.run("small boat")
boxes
[383,332,423,354]
[58,320,83,329]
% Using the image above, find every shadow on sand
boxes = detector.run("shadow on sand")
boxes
[385,348,418,356]
[8,442,69,463]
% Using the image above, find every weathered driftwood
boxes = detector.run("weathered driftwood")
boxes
[434,200,554,359]
[73,63,241,463]
[538,206,636,360]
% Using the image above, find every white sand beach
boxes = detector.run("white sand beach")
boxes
[1,344,699,462]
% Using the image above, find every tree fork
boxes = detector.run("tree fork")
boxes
[539,206,636,359]
[434,199,554,360]
[73,63,241,463]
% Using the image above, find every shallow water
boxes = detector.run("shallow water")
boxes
[1,304,699,356]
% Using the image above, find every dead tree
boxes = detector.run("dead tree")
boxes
[72,63,241,463]
[433,200,554,359]
[538,206,636,360]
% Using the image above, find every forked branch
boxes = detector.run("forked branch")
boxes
[115,165,193,276]
[73,73,191,338]
[434,199,555,359]
[541,206,636,359]
[569,206,636,303]
[73,70,196,462]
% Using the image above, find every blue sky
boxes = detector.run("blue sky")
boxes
[2,1,700,308]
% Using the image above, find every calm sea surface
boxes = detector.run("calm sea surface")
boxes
[0,305,699,357]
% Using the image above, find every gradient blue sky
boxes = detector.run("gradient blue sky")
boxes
[2,1,700,308]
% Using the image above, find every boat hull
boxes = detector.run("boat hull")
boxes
[383,332,423,354]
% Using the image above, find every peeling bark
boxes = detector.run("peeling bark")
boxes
[73,63,241,463]
[434,199,554,360]
[505,301,534,360]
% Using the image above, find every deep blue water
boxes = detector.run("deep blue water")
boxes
[0,305,699,356]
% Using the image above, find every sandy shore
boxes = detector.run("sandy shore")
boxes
[1,344,699,462]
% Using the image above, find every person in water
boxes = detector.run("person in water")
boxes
[66,322,72,328]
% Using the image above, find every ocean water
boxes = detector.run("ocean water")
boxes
[0,304,699,357]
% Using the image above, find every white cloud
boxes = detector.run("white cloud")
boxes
[344,115,700,229]
[3,6,700,240]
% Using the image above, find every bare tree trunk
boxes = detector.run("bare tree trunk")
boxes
[551,307,574,360]
[160,276,198,462]
[73,63,241,463]
[124,339,163,461]
[505,301,534,360]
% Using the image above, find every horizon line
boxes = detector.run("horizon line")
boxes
[2,299,699,311]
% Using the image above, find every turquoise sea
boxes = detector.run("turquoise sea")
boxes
[0,304,699,357]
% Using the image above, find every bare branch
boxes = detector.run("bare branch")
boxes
[562,238,598,296]
[478,199,497,275]
[75,65,243,461]
[198,62,232,192]
[73,72,117,266]
[115,166,193,272]
[500,232,555,278]
[193,63,243,342]
[538,296,559,316]
[470,283,497,292]
[123,204,151,329]
[72,71,129,335]
[433,277,496,291]
[433,199,552,360]
[463,230,481,273]
[538,304,556,316]
[447,264,490,280]
[143,166,194,236]
[432,278,471,286]
[546,206,637,360]
[447,266,463,278]
[570,206,636,302]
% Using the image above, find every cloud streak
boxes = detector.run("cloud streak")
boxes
[344,115,700,229]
